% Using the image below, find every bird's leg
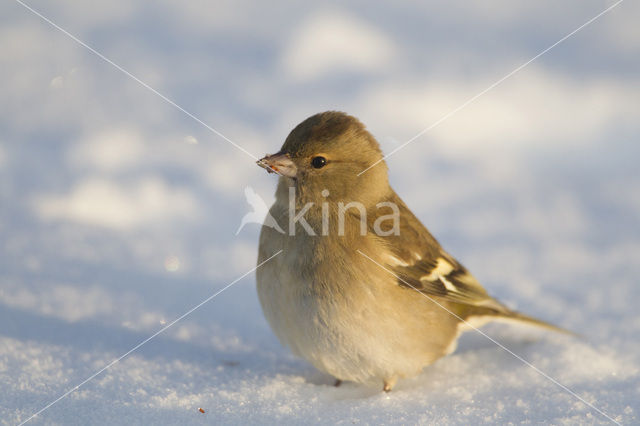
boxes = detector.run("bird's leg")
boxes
[334,379,342,387]
[383,376,397,392]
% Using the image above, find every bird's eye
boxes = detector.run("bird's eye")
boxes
[311,156,327,169]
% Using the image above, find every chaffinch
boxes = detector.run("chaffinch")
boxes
[256,111,566,392]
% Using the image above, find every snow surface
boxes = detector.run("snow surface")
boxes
[1,1,639,424]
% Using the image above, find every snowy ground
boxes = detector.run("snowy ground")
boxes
[1,1,639,424]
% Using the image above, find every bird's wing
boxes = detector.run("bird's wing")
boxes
[375,193,506,311]
[368,192,570,332]
[390,250,506,309]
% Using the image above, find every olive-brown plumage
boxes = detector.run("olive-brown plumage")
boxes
[256,111,565,391]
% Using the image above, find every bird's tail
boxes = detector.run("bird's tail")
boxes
[494,309,575,335]
[454,303,575,336]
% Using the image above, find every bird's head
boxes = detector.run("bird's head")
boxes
[257,111,390,206]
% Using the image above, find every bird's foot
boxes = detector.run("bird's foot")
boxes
[383,376,397,392]
[334,379,342,387]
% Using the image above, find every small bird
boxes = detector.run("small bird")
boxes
[256,111,567,392]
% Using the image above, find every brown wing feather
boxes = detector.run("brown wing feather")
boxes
[369,191,507,312]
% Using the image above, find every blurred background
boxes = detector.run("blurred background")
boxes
[1,0,639,424]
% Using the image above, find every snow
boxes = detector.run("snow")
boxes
[1,0,639,424]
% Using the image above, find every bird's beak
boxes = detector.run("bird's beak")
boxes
[256,151,297,178]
